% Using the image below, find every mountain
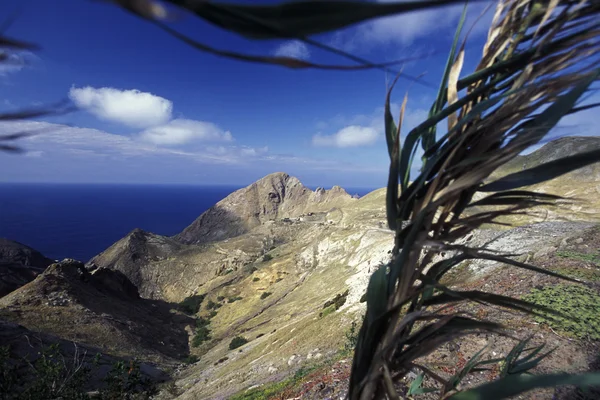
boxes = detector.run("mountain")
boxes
[175,172,355,244]
[0,238,55,297]
[496,136,600,179]
[2,137,599,399]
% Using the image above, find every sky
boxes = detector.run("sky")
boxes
[0,0,598,189]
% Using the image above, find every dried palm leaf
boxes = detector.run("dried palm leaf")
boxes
[348,1,600,399]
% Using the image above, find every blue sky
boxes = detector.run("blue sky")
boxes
[1,0,597,189]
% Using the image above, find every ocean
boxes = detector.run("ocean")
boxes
[0,183,376,262]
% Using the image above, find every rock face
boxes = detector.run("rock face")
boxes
[175,172,355,244]
[0,238,55,297]
[87,228,183,296]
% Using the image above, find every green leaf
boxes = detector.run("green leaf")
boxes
[448,345,488,390]
[448,372,600,400]
[407,373,425,395]
[366,264,389,325]
[480,148,600,192]
[421,2,467,161]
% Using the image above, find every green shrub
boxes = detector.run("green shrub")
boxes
[260,292,272,300]
[227,296,243,303]
[323,289,349,310]
[556,250,600,265]
[319,305,336,318]
[343,320,360,354]
[208,310,218,319]
[522,284,600,340]
[192,326,211,347]
[206,300,221,310]
[178,294,204,314]
[252,277,260,282]
[229,336,248,350]
[217,296,225,301]
[184,355,199,364]
[262,254,273,262]
[196,317,209,328]
[0,344,155,399]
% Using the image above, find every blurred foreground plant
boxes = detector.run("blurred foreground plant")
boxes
[347,0,600,398]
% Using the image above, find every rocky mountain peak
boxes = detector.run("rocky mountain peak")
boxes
[175,172,355,244]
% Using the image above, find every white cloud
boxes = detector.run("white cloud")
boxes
[330,2,493,52]
[313,125,379,148]
[138,119,233,146]
[69,86,173,128]
[313,103,429,148]
[273,40,310,60]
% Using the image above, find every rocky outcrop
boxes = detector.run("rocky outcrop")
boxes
[0,238,54,297]
[175,172,355,244]
[87,228,183,296]
[0,238,54,268]
[0,258,194,365]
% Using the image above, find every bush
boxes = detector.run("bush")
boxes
[260,292,272,300]
[184,355,199,364]
[206,300,221,310]
[217,296,225,301]
[343,320,360,354]
[0,343,156,399]
[252,277,260,282]
[323,289,349,310]
[227,296,243,303]
[192,326,211,347]
[319,305,336,318]
[178,294,204,314]
[229,336,249,350]
[192,317,211,347]
[522,284,600,340]
[262,254,273,262]
[208,310,218,319]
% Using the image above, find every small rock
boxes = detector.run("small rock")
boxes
[574,238,584,244]
[268,366,278,374]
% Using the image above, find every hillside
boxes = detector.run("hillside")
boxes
[0,238,54,297]
[1,137,599,399]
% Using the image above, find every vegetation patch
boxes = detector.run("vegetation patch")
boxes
[184,355,199,364]
[550,266,600,282]
[262,254,273,262]
[260,292,272,300]
[522,284,600,340]
[206,300,221,310]
[556,250,600,266]
[0,344,156,399]
[323,289,349,310]
[252,277,260,282]
[228,296,243,303]
[178,294,205,314]
[229,362,325,400]
[192,317,212,347]
[319,305,336,318]
[229,336,249,350]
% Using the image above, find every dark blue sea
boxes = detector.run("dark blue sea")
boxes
[0,183,375,262]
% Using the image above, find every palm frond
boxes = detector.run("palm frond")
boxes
[348,0,600,398]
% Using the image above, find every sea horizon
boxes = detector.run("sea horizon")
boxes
[0,182,378,263]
